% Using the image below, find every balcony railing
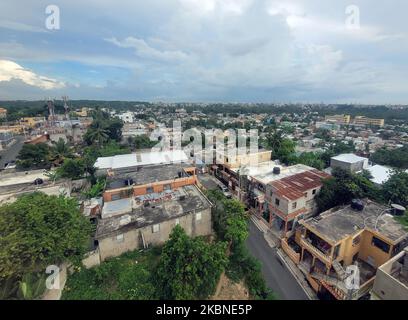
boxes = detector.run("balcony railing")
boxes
[300,237,332,265]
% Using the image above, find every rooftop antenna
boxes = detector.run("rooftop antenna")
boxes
[62,95,70,121]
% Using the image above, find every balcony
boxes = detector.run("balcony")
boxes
[300,237,331,265]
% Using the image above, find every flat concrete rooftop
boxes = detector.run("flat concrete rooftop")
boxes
[106,163,193,189]
[303,200,408,244]
[96,185,212,239]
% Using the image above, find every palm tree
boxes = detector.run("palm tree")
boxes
[50,138,73,165]
[87,122,109,147]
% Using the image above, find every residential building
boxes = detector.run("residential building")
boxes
[0,107,7,118]
[94,149,189,174]
[0,169,75,204]
[102,163,197,202]
[330,153,369,173]
[264,168,330,238]
[95,184,213,261]
[0,131,14,151]
[282,199,408,300]
[117,112,135,123]
[371,247,408,300]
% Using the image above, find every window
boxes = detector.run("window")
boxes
[146,186,154,194]
[312,189,317,195]
[116,234,124,243]
[371,236,390,253]
[304,192,308,198]
[196,212,202,221]
[275,198,280,206]
[152,224,160,233]
[163,184,171,191]
[352,235,361,246]
[292,202,297,209]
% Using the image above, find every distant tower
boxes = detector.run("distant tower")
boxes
[46,97,56,125]
[62,95,70,120]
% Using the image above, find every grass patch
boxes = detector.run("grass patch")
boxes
[62,247,161,300]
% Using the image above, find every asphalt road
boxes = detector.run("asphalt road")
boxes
[0,135,24,168]
[246,221,309,300]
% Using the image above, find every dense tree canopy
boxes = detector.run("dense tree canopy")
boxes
[316,167,381,212]
[0,193,92,281]
[155,226,228,300]
[16,143,51,169]
[370,145,408,169]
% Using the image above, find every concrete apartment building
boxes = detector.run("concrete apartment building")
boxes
[96,184,213,261]
[353,116,385,128]
[264,168,330,238]
[213,149,272,196]
[281,199,408,300]
[330,153,369,173]
[371,247,408,300]
[325,114,351,125]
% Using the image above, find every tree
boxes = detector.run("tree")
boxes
[0,193,92,282]
[84,121,109,146]
[50,138,73,164]
[370,145,408,169]
[206,190,248,244]
[316,167,381,212]
[382,171,408,207]
[155,226,228,299]
[57,159,85,180]
[16,143,50,169]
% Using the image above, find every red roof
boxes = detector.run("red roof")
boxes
[271,169,330,201]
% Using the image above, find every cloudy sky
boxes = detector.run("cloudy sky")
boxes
[0,0,407,103]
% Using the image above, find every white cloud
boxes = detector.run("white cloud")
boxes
[105,37,189,63]
[0,60,65,90]
[0,20,47,33]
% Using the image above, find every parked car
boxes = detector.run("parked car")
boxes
[218,184,232,199]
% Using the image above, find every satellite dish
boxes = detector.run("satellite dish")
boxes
[391,204,406,216]
[391,204,406,211]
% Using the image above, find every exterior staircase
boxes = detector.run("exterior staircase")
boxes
[332,260,347,280]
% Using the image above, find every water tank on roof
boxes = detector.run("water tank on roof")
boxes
[273,167,281,175]
[34,178,44,185]
[351,199,365,211]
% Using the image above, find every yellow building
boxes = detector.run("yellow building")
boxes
[0,107,7,118]
[325,114,351,125]
[75,107,90,117]
[0,125,25,134]
[20,117,46,128]
[281,199,408,300]
[353,116,385,127]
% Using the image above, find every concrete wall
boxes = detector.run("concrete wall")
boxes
[331,159,365,173]
[372,268,408,300]
[103,175,197,202]
[98,207,212,261]
[82,249,101,268]
[41,263,69,300]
